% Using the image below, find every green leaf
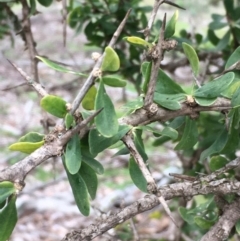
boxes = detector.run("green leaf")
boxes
[194,72,235,98]
[236,220,240,235]
[165,10,178,39]
[89,125,131,157]
[199,128,228,162]
[101,46,120,72]
[209,156,228,172]
[65,134,82,175]
[142,61,152,94]
[82,86,97,110]
[36,56,86,76]
[65,113,74,129]
[29,0,36,15]
[63,157,90,216]
[133,129,148,161]
[122,97,143,113]
[82,147,104,175]
[226,46,240,69]
[123,36,153,49]
[129,156,147,193]
[8,141,44,154]
[112,146,130,157]
[231,87,240,107]
[0,195,17,241]
[221,109,240,154]
[216,30,231,51]
[194,97,217,106]
[161,127,178,140]
[18,132,44,142]
[37,0,52,6]
[152,136,171,146]
[102,76,127,87]
[154,93,185,110]
[152,67,185,94]
[82,155,104,175]
[222,80,240,98]
[178,207,195,224]
[95,81,119,137]
[208,29,220,45]
[0,182,15,204]
[169,116,186,129]
[175,117,198,150]
[182,42,199,76]
[209,21,228,30]
[40,95,67,118]
[79,162,98,199]
[68,6,81,29]
[194,216,215,230]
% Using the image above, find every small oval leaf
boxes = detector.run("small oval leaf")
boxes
[0,182,15,204]
[79,162,98,200]
[123,36,153,49]
[89,125,131,157]
[194,97,217,106]
[63,157,90,216]
[165,10,178,39]
[225,46,240,69]
[36,56,86,76]
[199,128,228,162]
[82,86,97,110]
[40,95,67,118]
[65,134,82,175]
[101,46,120,72]
[95,81,119,137]
[18,132,44,143]
[194,72,235,98]
[175,117,198,150]
[209,156,228,172]
[182,42,199,76]
[0,195,17,241]
[194,216,215,230]
[9,141,44,154]
[129,156,147,193]
[102,76,127,87]
[65,113,74,129]
[37,0,52,7]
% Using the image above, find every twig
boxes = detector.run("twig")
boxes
[120,97,232,127]
[198,157,240,183]
[61,178,240,241]
[20,0,39,83]
[122,133,178,227]
[122,134,157,193]
[60,108,103,146]
[144,13,166,107]
[145,0,165,40]
[70,9,132,115]
[7,60,48,97]
[0,82,27,91]
[130,218,139,241]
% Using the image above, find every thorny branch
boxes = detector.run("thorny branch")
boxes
[144,13,166,107]
[62,157,240,241]
[20,0,39,83]
[122,133,177,226]
[145,0,164,39]
[70,9,132,115]
[7,60,48,97]
[1,2,239,241]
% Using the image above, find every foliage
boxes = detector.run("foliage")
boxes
[1,0,240,240]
